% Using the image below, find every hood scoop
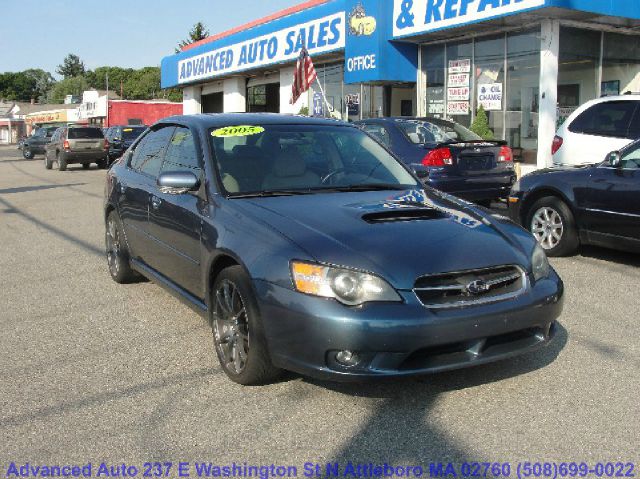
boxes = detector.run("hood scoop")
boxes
[362,207,449,224]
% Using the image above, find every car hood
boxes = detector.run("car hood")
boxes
[235,189,531,290]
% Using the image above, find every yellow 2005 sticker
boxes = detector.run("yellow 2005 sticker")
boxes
[211,125,265,138]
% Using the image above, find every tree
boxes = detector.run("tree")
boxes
[176,22,210,52]
[470,105,495,140]
[23,69,55,102]
[0,72,37,102]
[56,54,86,79]
[46,76,88,103]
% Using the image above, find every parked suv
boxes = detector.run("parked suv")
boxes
[22,126,58,159]
[105,125,147,163]
[553,95,640,166]
[45,126,108,171]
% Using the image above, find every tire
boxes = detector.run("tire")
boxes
[44,153,53,170]
[526,196,579,257]
[211,266,281,385]
[105,212,138,284]
[57,153,67,171]
[82,163,90,170]
[23,147,34,160]
[97,158,108,169]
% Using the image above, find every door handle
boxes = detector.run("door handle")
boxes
[151,196,162,210]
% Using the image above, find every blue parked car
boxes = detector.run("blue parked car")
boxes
[104,114,563,385]
[355,117,517,205]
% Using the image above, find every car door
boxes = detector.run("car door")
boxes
[45,129,59,158]
[584,141,640,242]
[117,126,175,260]
[146,126,205,298]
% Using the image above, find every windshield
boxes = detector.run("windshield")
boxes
[68,128,103,139]
[122,127,146,140]
[397,119,482,144]
[210,124,419,196]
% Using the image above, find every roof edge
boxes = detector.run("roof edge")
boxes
[180,0,331,52]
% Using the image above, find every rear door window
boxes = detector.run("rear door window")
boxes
[569,101,639,138]
[361,124,391,147]
[129,127,176,178]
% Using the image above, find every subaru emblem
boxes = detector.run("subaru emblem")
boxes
[466,280,490,295]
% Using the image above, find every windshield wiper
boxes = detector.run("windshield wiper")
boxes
[319,184,413,192]
[228,190,315,199]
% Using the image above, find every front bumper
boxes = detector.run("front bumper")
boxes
[255,271,564,380]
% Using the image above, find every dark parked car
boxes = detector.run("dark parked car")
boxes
[355,117,516,204]
[105,125,147,163]
[508,139,640,256]
[22,126,58,159]
[104,114,563,385]
[45,126,108,171]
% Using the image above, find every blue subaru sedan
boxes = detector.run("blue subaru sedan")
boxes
[355,117,517,205]
[104,114,563,385]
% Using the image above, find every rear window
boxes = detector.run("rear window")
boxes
[68,128,104,139]
[569,101,638,138]
[122,127,146,140]
[397,119,481,144]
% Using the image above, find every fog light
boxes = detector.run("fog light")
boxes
[335,350,360,367]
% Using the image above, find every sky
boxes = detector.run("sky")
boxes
[0,0,303,77]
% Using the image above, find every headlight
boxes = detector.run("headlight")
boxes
[291,261,401,306]
[531,244,550,281]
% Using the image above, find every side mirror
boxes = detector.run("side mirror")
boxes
[157,171,200,194]
[607,151,622,168]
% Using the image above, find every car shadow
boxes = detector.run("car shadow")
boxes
[578,245,640,268]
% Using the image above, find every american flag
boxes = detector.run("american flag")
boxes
[290,47,317,105]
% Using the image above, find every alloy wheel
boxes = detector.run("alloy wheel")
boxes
[106,218,121,276]
[213,279,250,374]
[531,206,564,250]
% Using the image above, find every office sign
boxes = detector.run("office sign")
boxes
[478,83,503,110]
[448,73,470,88]
[448,87,470,101]
[447,101,470,115]
[449,59,471,74]
[393,0,546,38]
[177,12,345,84]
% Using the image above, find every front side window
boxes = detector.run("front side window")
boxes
[161,127,201,175]
[569,101,638,138]
[210,125,419,195]
[621,142,640,169]
[129,126,175,178]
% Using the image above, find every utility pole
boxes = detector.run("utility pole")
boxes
[105,71,109,128]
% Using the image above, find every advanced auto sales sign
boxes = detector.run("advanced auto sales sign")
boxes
[393,0,545,37]
[177,13,345,84]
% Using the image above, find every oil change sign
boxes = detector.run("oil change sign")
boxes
[393,0,545,37]
[178,12,345,84]
[478,83,503,111]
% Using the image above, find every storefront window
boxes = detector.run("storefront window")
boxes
[422,44,445,118]
[558,27,600,114]
[446,41,473,127]
[602,32,640,96]
[313,62,383,121]
[506,29,540,164]
[474,35,506,139]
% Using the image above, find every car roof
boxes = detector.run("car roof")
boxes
[356,117,455,125]
[157,113,355,129]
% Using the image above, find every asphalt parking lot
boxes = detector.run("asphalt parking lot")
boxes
[0,145,638,467]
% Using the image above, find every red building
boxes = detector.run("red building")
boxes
[106,100,182,127]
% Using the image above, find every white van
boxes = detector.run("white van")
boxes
[553,95,640,166]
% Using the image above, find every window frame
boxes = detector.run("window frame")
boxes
[568,100,639,139]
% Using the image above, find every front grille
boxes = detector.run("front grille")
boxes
[413,265,526,308]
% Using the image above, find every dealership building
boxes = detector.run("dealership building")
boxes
[161,0,640,169]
